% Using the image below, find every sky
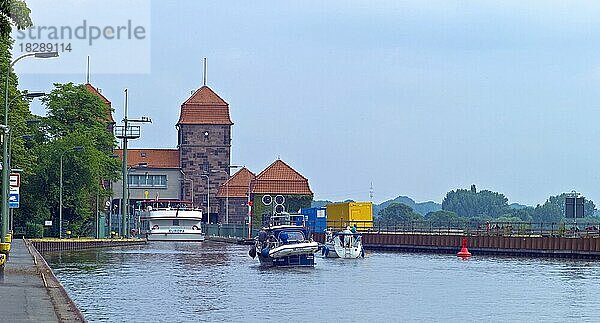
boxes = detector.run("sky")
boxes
[12,1,600,206]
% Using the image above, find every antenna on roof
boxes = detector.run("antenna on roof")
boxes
[203,57,207,86]
[369,182,374,202]
[86,55,90,84]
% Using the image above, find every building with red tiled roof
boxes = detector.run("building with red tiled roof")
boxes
[84,83,115,124]
[178,85,233,219]
[107,79,314,226]
[251,160,313,195]
[215,168,255,223]
[216,167,255,198]
[111,148,183,204]
[215,160,313,224]
[177,85,233,125]
[110,83,234,222]
[114,149,179,169]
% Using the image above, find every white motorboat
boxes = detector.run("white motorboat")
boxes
[268,241,319,258]
[321,228,364,259]
[249,213,318,267]
[141,200,205,242]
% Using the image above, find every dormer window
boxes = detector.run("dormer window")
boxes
[203,131,209,141]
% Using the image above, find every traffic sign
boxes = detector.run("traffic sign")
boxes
[9,193,19,208]
[9,186,19,208]
[10,173,20,187]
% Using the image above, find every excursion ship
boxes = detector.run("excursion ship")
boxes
[141,200,205,242]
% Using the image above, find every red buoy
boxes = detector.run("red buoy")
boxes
[457,238,471,258]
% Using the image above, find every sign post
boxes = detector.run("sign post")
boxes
[9,173,20,209]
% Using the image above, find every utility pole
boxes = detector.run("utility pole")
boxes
[114,89,151,238]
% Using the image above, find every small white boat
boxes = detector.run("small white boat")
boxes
[141,200,205,242]
[321,228,364,259]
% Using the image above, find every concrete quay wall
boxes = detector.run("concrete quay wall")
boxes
[31,238,147,252]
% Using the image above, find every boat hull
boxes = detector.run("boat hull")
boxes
[147,231,205,242]
[322,233,364,259]
[321,243,340,258]
[257,253,315,267]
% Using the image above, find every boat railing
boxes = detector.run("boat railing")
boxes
[150,225,200,231]
[264,213,306,227]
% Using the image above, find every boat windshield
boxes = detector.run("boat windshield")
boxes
[278,230,305,243]
[142,200,194,210]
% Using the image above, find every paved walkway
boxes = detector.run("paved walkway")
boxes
[0,239,59,322]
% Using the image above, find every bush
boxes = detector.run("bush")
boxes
[25,222,44,238]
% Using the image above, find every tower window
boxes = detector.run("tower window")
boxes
[202,162,209,173]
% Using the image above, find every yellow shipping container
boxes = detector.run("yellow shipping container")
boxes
[326,202,373,230]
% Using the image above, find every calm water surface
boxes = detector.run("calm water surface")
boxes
[44,241,600,322]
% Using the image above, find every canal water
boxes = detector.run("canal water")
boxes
[44,242,600,322]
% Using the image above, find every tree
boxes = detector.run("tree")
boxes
[19,83,120,235]
[377,203,423,223]
[425,210,462,224]
[503,207,534,222]
[0,0,32,36]
[532,193,596,223]
[442,187,510,218]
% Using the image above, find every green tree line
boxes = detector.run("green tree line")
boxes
[377,185,597,225]
[2,3,120,236]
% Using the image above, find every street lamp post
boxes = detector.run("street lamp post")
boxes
[115,89,151,238]
[59,146,84,239]
[2,52,58,243]
[200,174,209,223]
[183,178,194,204]
[212,165,242,224]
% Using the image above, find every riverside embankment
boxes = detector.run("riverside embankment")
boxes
[0,238,147,322]
[0,239,84,322]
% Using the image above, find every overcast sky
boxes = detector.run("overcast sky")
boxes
[14,1,600,205]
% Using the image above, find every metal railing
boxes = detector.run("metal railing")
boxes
[318,220,600,238]
[203,223,259,239]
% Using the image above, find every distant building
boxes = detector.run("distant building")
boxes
[111,149,182,208]
[177,85,233,217]
[88,80,312,223]
[84,83,115,133]
[216,160,313,225]
[216,167,255,224]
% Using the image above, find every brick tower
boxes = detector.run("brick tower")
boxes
[177,85,233,219]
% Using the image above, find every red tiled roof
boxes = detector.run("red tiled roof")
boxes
[250,160,313,195]
[177,85,233,125]
[216,167,255,198]
[84,83,114,123]
[114,149,180,169]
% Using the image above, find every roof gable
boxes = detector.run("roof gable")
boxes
[255,160,308,181]
[216,167,255,197]
[183,85,228,106]
[177,85,233,125]
[251,160,312,195]
[84,83,114,123]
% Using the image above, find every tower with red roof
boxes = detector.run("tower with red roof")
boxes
[177,85,233,218]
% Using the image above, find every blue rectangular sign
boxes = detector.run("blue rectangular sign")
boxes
[9,193,19,208]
